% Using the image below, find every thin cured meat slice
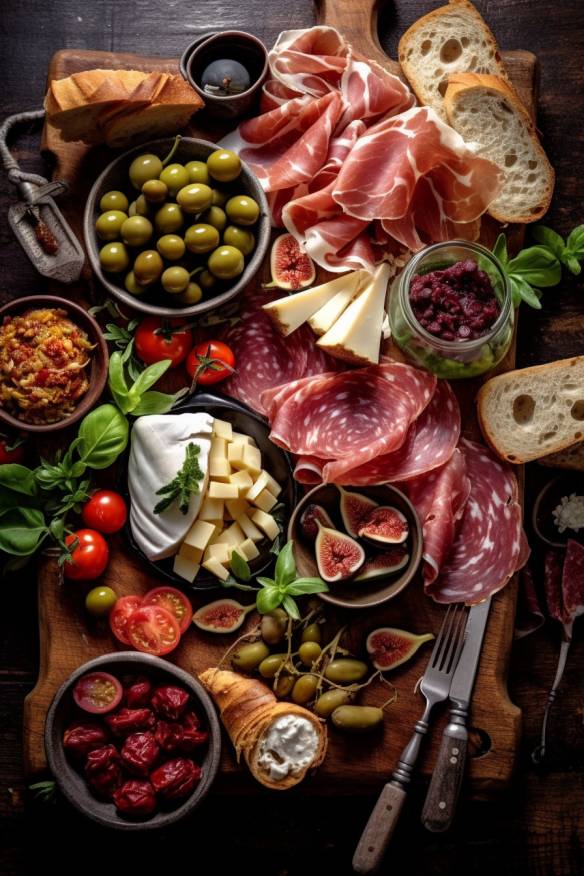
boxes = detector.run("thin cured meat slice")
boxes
[267,27,348,97]
[337,56,412,130]
[293,455,326,484]
[561,540,584,631]
[427,439,528,605]
[331,380,460,485]
[515,565,545,640]
[309,120,366,193]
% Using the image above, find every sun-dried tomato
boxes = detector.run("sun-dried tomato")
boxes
[180,726,209,753]
[113,780,157,818]
[120,732,160,776]
[182,709,201,730]
[104,707,155,737]
[63,721,109,758]
[154,720,184,753]
[150,757,201,801]
[151,685,190,721]
[124,676,152,708]
[85,744,123,798]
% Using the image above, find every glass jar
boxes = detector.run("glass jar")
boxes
[388,240,513,379]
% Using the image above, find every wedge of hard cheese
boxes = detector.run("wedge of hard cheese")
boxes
[262,271,366,336]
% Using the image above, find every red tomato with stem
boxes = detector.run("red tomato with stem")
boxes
[0,437,25,464]
[135,317,192,368]
[109,596,143,645]
[64,529,109,581]
[126,605,181,656]
[73,672,123,714]
[186,340,235,385]
[142,587,193,634]
[82,490,127,534]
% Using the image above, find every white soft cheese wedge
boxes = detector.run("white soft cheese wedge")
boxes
[316,262,391,365]
[308,271,368,335]
[262,271,366,336]
[129,413,213,561]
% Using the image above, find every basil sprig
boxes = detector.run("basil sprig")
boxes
[154,442,204,515]
[532,224,584,276]
[255,541,328,620]
[108,351,187,416]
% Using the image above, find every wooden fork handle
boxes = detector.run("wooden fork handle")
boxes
[352,783,407,874]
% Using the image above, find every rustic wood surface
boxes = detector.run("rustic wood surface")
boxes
[0,1,582,874]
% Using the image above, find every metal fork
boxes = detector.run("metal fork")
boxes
[353,603,468,874]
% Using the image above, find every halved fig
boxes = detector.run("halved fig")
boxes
[358,506,409,545]
[299,504,335,541]
[192,599,255,633]
[338,486,378,538]
[315,522,365,583]
[366,627,434,671]
[354,547,409,582]
[269,233,315,290]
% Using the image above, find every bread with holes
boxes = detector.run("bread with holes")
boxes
[539,441,584,472]
[477,356,584,464]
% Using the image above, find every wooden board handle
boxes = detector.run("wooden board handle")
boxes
[314,0,401,76]
[352,782,407,874]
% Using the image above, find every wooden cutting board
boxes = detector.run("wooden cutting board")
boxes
[24,0,537,796]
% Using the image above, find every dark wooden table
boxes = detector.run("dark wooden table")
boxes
[1,1,583,873]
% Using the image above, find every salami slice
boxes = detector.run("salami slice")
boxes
[427,439,528,605]
[293,455,326,484]
[543,549,564,623]
[515,565,545,640]
[561,539,584,631]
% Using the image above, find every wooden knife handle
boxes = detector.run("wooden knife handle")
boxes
[421,720,468,833]
[352,782,407,874]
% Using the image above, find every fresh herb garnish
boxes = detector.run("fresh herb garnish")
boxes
[154,443,204,515]
[255,540,328,620]
[108,351,187,417]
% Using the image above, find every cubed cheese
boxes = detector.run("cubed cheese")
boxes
[173,554,200,583]
[243,444,262,476]
[198,495,224,521]
[184,519,216,552]
[208,481,239,500]
[178,542,203,565]
[231,431,256,446]
[245,470,269,502]
[227,442,247,469]
[263,471,282,498]
[205,542,232,565]
[217,521,246,548]
[209,437,227,459]
[236,513,264,542]
[229,469,254,495]
[251,509,280,541]
[226,497,250,519]
[238,538,260,561]
[209,457,231,481]
[252,488,277,513]
[213,418,233,441]
[202,556,230,581]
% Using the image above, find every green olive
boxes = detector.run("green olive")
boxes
[258,653,287,679]
[324,659,369,685]
[185,160,210,184]
[198,269,217,291]
[223,225,255,256]
[154,203,184,234]
[331,705,384,733]
[208,245,245,280]
[99,242,130,273]
[201,206,227,232]
[85,585,118,617]
[185,223,220,255]
[260,608,288,646]
[225,195,260,226]
[291,674,318,705]
[211,188,228,207]
[177,183,213,214]
[156,234,186,261]
[133,250,164,285]
[129,153,163,189]
[95,210,128,241]
[161,266,190,294]
[207,148,242,183]
[232,641,270,672]
[124,271,148,295]
[121,215,153,247]
[99,191,129,213]
[178,282,203,305]
[134,194,150,216]
[274,673,295,698]
[313,689,353,718]
[159,163,190,197]
[142,179,168,203]
[298,641,322,668]
[301,623,322,644]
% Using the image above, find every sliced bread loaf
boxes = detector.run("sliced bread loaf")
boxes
[444,73,554,222]
[539,441,584,472]
[477,356,584,464]
[398,0,510,121]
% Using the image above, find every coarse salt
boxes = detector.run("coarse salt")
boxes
[552,493,584,533]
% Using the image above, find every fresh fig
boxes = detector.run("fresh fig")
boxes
[269,233,315,290]
[315,523,365,583]
[358,506,409,545]
[192,598,254,633]
[366,627,434,671]
[299,503,335,541]
[354,547,409,581]
[338,486,378,538]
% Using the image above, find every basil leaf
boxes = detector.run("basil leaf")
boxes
[531,225,565,258]
[108,352,132,413]
[566,224,584,257]
[0,464,37,496]
[131,359,171,396]
[230,550,251,581]
[492,233,508,265]
[256,586,282,614]
[509,276,542,310]
[274,540,297,589]
[281,595,300,620]
[0,508,48,555]
[77,404,129,470]
[563,254,582,276]
[286,577,328,596]
[257,576,275,589]
[506,246,561,287]
[131,390,181,417]
[0,485,36,513]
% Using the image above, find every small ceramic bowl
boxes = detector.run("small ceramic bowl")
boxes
[288,483,423,610]
[532,473,584,549]
[84,137,270,318]
[180,30,269,119]
[0,295,108,434]
[45,652,221,831]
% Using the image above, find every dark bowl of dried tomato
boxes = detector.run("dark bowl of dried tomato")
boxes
[45,652,221,830]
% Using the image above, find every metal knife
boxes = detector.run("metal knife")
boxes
[421,597,491,832]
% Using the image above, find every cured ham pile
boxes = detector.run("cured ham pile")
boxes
[222,27,502,271]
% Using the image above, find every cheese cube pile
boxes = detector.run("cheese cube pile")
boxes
[173,418,282,583]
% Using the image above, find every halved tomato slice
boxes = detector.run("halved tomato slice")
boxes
[109,595,143,645]
[73,672,123,714]
[142,587,193,635]
[125,606,181,656]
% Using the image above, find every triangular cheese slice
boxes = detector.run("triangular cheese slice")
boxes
[263,271,366,336]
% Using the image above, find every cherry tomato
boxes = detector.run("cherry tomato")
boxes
[135,317,192,368]
[142,587,193,634]
[64,529,109,581]
[73,671,123,714]
[82,490,127,534]
[0,438,25,464]
[109,595,142,645]
[185,340,235,385]
[126,605,181,656]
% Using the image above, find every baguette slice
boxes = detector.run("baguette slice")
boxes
[398,0,511,122]
[445,73,554,222]
[477,356,584,463]
[539,441,584,472]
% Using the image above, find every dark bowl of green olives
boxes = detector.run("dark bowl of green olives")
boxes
[84,137,270,318]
